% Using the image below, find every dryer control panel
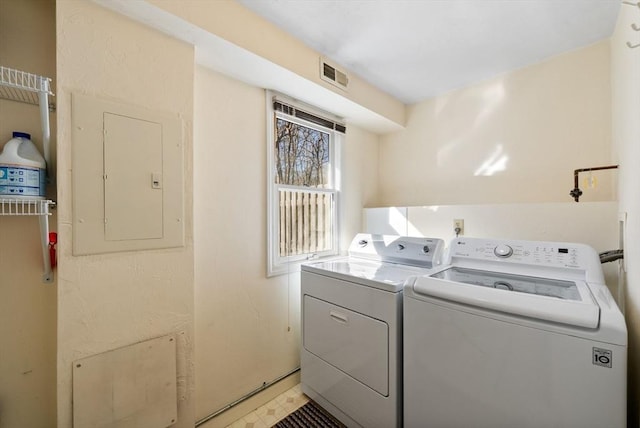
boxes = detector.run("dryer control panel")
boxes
[349,233,444,268]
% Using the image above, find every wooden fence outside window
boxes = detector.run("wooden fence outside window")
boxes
[279,188,334,257]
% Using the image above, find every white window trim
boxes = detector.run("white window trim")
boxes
[266,91,343,277]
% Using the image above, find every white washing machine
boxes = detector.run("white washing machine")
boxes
[404,237,627,428]
[301,233,444,428]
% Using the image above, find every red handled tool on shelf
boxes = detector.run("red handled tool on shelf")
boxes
[49,232,57,269]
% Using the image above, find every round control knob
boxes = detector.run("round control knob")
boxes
[493,281,514,291]
[397,244,405,251]
[494,244,513,258]
[422,245,430,253]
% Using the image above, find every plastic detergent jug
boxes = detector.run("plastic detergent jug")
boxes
[0,132,46,200]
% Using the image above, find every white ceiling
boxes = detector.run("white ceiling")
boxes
[237,0,621,104]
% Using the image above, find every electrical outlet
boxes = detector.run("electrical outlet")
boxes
[454,219,464,236]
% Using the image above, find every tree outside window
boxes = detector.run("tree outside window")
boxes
[275,118,329,188]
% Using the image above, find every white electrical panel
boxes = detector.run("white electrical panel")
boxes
[71,93,184,255]
[103,113,163,241]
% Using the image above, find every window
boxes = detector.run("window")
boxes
[267,93,344,276]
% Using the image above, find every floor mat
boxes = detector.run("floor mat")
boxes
[272,400,346,428]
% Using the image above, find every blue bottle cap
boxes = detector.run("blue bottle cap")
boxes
[12,131,31,139]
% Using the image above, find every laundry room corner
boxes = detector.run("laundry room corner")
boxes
[3,1,638,427]
[612,1,640,425]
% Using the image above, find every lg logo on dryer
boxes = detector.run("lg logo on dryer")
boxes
[592,347,613,368]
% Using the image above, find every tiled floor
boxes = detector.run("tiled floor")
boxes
[226,383,310,428]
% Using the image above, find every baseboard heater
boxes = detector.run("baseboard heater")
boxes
[195,367,300,427]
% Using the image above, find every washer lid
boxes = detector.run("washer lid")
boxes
[413,266,600,328]
[302,258,433,292]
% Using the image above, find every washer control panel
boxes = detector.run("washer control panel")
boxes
[450,238,585,269]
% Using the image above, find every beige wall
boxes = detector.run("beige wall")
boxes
[193,65,379,422]
[193,67,296,420]
[56,1,195,427]
[148,0,404,129]
[378,41,613,206]
[339,124,381,246]
[612,4,640,426]
[0,1,57,427]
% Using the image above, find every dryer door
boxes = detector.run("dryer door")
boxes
[303,295,389,396]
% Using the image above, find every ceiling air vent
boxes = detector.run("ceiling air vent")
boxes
[320,58,349,91]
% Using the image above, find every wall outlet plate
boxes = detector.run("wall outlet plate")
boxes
[454,219,464,235]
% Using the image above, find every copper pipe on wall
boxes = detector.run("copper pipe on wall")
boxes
[570,165,619,202]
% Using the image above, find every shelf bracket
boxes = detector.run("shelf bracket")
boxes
[1,199,55,283]
[39,214,53,283]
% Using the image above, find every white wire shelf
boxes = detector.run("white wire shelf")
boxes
[0,64,54,185]
[1,67,56,283]
[0,198,55,216]
[0,66,54,108]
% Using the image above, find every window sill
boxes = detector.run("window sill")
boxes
[267,253,342,278]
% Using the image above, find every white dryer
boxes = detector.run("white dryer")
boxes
[404,237,627,428]
[301,233,444,428]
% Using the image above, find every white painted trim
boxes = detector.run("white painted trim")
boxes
[266,91,341,276]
